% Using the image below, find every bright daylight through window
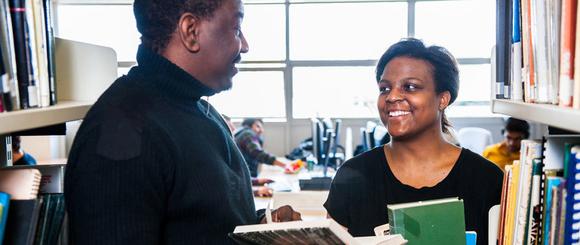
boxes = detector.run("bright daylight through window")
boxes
[56,0,496,119]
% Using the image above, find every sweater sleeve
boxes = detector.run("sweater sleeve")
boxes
[65,121,174,245]
[237,131,276,165]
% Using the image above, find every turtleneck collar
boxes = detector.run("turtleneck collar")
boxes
[133,45,216,100]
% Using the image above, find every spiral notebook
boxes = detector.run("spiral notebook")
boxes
[0,168,41,200]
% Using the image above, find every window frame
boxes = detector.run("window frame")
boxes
[55,0,495,120]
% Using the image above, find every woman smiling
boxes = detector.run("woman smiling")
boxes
[323,38,503,245]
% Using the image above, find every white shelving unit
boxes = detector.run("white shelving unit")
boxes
[1,38,117,135]
[492,99,580,133]
[0,101,92,135]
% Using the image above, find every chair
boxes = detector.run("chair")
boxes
[457,127,493,155]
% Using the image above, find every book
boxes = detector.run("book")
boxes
[5,164,65,193]
[564,146,580,244]
[387,197,465,245]
[542,176,563,245]
[513,140,542,244]
[559,0,577,107]
[0,0,18,111]
[498,164,513,245]
[0,135,12,166]
[229,219,406,245]
[465,231,476,245]
[524,159,543,244]
[0,168,41,200]
[0,192,10,244]
[4,198,43,245]
[511,0,523,101]
[34,193,65,245]
[9,0,32,109]
[42,0,55,105]
[496,0,511,99]
[574,0,580,108]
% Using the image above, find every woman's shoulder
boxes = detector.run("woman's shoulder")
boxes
[341,146,385,169]
[334,147,385,182]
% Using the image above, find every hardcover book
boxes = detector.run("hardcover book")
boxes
[387,197,466,245]
[0,192,10,244]
[229,219,406,245]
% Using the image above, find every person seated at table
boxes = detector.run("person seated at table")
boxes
[234,118,291,177]
[221,114,276,197]
[323,38,503,245]
[483,117,530,171]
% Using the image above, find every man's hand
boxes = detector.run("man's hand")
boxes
[252,178,274,186]
[260,205,302,223]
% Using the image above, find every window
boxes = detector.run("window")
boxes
[293,66,378,118]
[289,2,407,60]
[211,71,286,118]
[55,0,496,119]
[57,5,139,62]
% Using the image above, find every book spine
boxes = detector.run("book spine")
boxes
[0,0,18,111]
[23,0,39,108]
[546,0,561,105]
[524,160,543,245]
[9,0,31,109]
[497,0,510,99]
[0,135,13,167]
[43,0,55,105]
[564,147,580,244]
[512,0,524,101]
[0,192,10,244]
[559,0,577,107]
[30,0,47,107]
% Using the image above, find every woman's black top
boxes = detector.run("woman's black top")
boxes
[324,147,503,245]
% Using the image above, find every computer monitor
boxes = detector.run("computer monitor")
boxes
[310,118,325,164]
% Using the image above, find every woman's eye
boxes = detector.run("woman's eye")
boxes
[379,87,390,94]
[405,84,418,91]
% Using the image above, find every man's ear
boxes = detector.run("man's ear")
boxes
[439,91,451,110]
[178,13,201,53]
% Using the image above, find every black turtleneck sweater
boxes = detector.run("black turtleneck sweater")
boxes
[64,46,256,244]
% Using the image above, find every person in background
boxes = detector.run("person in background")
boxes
[64,0,300,244]
[234,118,291,177]
[221,114,274,197]
[11,136,36,166]
[323,38,502,245]
[483,117,530,171]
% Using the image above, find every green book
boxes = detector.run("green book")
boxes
[387,197,466,245]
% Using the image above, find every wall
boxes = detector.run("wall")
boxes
[23,116,544,161]
[259,116,544,157]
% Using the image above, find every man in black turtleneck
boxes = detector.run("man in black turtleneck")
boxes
[64,0,300,244]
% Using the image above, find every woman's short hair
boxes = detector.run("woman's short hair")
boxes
[375,38,460,133]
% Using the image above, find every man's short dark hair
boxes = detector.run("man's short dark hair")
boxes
[133,0,226,53]
[242,118,263,128]
[504,117,530,139]
[11,135,21,151]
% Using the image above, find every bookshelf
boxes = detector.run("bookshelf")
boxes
[491,99,580,133]
[0,38,117,136]
[0,101,92,135]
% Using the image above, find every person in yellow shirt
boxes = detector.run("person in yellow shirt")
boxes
[483,117,530,170]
